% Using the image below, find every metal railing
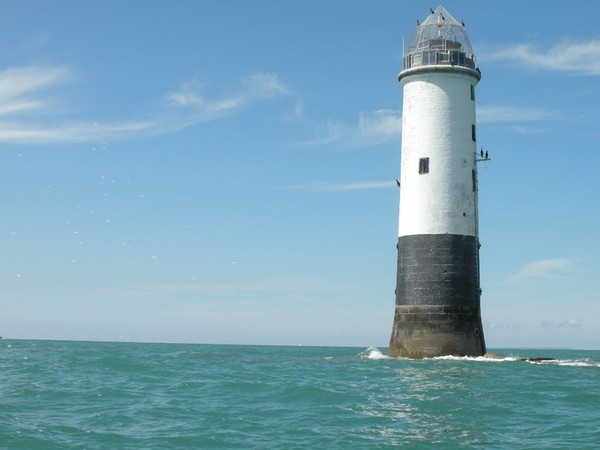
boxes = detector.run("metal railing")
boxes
[403,49,476,70]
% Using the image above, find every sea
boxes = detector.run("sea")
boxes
[0,340,598,449]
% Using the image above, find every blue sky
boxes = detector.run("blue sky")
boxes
[0,0,598,349]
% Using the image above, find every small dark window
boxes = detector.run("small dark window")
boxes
[471,124,476,142]
[419,157,429,174]
[470,85,475,101]
[472,169,476,192]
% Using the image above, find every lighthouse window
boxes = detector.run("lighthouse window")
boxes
[471,124,477,142]
[451,51,465,66]
[423,51,437,65]
[470,85,475,101]
[418,157,429,174]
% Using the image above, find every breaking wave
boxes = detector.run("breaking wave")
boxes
[530,358,600,368]
[432,354,600,367]
[432,354,517,362]
[359,346,390,360]
[358,350,600,367]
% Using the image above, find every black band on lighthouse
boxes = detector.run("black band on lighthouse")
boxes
[395,234,480,308]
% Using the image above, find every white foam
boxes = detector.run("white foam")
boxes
[357,349,598,367]
[360,347,390,360]
[530,359,600,368]
[431,355,516,362]
[432,355,599,367]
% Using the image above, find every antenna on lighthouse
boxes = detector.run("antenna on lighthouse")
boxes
[402,35,405,59]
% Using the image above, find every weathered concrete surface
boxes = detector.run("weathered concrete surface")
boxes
[389,304,485,358]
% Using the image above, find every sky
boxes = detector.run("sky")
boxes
[0,0,598,349]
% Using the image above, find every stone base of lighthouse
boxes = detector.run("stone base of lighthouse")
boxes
[389,305,485,358]
[389,234,486,358]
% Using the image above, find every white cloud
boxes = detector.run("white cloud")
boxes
[478,105,562,124]
[0,119,157,144]
[542,318,583,328]
[289,180,396,192]
[295,109,402,147]
[162,72,290,127]
[487,321,526,330]
[0,65,71,102]
[0,66,70,119]
[168,89,203,107]
[0,65,160,144]
[0,66,291,144]
[0,100,46,116]
[292,100,304,118]
[166,77,247,114]
[483,39,600,75]
[242,72,291,98]
[205,95,246,113]
[508,258,573,282]
[102,277,351,298]
[294,120,347,146]
[508,125,553,135]
[358,109,402,144]
[561,318,583,328]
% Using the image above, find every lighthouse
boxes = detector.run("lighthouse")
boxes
[389,6,486,358]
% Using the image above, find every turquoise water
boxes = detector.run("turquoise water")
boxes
[1,340,598,449]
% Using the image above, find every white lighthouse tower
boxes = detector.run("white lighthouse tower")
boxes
[389,6,486,358]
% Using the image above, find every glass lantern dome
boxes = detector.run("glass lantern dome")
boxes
[403,5,477,71]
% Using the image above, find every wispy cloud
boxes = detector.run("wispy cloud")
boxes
[482,39,600,75]
[0,65,291,144]
[508,258,573,282]
[357,109,402,144]
[0,65,72,125]
[288,180,396,192]
[0,119,157,144]
[165,81,246,120]
[507,125,553,135]
[0,65,71,107]
[542,318,583,328]
[294,120,347,146]
[166,72,290,112]
[242,72,291,98]
[478,104,562,134]
[295,109,402,147]
[478,105,562,124]
[487,321,526,330]
[103,277,350,298]
[167,79,204,107]
[0,100,46,116]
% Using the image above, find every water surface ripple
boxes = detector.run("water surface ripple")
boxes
[1,341,598,449]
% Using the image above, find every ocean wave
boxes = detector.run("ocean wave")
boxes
[432,354,600,367]
[431,354,517,363]
[356,349,599,367]
[359,347,390,360]
[529,358,600,368]
[2,340,598,449]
